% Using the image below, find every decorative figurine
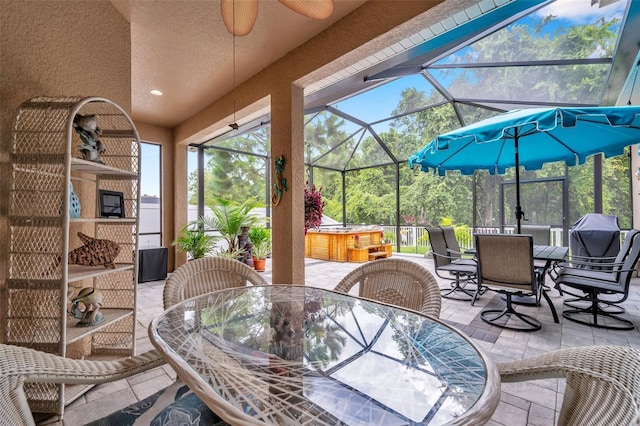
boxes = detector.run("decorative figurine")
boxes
[68,232,121,269]
[43,232,121,276]
[58,182,81,218]
[68,287,104,327]
[73,113,105,164]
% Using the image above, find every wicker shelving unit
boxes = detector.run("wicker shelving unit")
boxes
[5,96,141,414]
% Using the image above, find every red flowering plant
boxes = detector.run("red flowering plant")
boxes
[304,183,325,234]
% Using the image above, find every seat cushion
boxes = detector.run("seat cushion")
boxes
[452,258,477,267]
[439,262,476,275]
[86,380,229,426]
[557,269,622,293]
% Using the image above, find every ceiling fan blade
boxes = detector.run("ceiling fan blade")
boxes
[221,0,258,36]
[278,0,334,20]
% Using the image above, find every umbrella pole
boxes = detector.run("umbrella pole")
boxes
[514,132,524,234]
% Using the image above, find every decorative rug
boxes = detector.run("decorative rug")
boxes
[86,380,229,425]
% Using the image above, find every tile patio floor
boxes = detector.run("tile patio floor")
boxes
[41,254,640,425]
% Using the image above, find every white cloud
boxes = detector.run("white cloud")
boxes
[534,0,626,24]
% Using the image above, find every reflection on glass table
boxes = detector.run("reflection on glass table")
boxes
[149,285,500,425]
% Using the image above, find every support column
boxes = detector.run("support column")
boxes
[594,153,603,213]
[174,144,188,267]
[271,83,305,285]
[632,144,640,229]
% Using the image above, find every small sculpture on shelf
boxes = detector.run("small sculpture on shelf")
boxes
[68,232,121,269]
[67,286,104,327]
[42,232,121,276]
[73,113,106,164]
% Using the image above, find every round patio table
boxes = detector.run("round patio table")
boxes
[149,285,500,425]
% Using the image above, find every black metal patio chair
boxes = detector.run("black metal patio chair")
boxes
[475,233,558,331]
[425,227,480,303]
[552,228,640,330]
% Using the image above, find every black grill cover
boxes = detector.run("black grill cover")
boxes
[570,214,620,266]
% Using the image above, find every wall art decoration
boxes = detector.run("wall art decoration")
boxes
[272,155,288,206]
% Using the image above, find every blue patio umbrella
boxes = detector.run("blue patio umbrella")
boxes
[408,106,640,233]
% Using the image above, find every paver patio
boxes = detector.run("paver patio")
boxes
[40,254,640,425]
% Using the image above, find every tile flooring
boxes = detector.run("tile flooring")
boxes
[39,254,640,425]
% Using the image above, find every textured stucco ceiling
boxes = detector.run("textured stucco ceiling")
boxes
[111,0,367,128]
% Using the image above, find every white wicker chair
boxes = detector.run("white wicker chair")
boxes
[498,345,640,425]
[0,258,266,425]
[0,344,164,426]
[163,256,269,309]
[333,257,441,318]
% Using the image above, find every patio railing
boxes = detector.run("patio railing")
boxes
[370,225,628,254]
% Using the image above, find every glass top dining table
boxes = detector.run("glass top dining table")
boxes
[149,285,500,425]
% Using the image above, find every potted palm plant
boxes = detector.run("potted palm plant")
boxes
[200,198,262,261]
[248,226,270,250]
[248,226,270,260]
[252,240,271,272]
[172,221,218,259]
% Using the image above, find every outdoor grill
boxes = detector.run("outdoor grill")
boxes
[569,213,620,267]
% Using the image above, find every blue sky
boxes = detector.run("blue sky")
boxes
[140,142,161,197]
[535,0,626,23]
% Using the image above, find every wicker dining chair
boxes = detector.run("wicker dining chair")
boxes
[498,345,640,426]
[333,257,441,317]
[0,258,265,425]
[0,344,164,426]
[163,256,269,309]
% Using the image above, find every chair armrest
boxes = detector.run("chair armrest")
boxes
[0,344,165,426]
[551,257,625,276]
[562,256,619,269]
[497,345,634,382]
[498,346,640,425]
[569,254,617,262]
[446,248,475,259]
[432,251,472,262]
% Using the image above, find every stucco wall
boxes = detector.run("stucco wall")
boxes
[0,0,132,342]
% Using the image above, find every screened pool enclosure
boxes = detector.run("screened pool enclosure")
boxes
[187,0,640,251]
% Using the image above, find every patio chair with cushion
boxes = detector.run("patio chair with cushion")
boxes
[333,257,441,318]
[552,228,640,330]
[163,256,268,309]
[425,226,480,303]
[498,345,640,426]
[475,233,558,331]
